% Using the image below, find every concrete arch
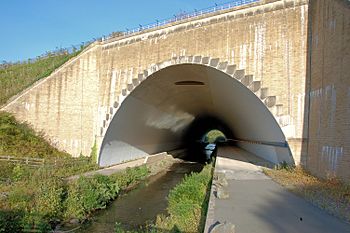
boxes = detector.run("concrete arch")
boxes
[99,57,294,167]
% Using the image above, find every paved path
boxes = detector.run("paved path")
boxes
[205,146,350,233]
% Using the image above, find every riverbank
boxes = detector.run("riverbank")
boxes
[57,154,184,232]
[79,160,205,233]
[0,154,180,233]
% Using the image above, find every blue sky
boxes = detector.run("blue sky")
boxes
[0,0,232,62]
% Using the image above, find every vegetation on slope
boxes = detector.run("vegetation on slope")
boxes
[264,166,350,223]
[0,47,83,106]
[0,111,100,232]
[0,111,69,158]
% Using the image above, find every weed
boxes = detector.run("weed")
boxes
[90,140,98,164]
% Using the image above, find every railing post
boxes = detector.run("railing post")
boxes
[102,0,258,41]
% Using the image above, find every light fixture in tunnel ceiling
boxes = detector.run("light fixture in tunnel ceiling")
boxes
[175,81,205,86]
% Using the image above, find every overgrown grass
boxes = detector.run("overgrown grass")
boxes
[0,111,71,158]
[0,49,83,106]
[0,111,98,184]
[264,166,350,223]
[112,164,214,233]
[0,110,104,232]
[154,163,213,233]
[0,165,149,232]
[65,166,149,221]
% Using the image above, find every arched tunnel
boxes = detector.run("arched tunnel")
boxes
[98,63,294,166]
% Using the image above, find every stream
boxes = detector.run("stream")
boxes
[78,161,204,233]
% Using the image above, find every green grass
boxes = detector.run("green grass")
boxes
[66,166,149,221]
[0,111,70,158]
[0,108,151,232]
[0,164,149,232]
[112,164,214,233]
[0,110,100,232]
[0,49,83,106]
[154,163,213,233]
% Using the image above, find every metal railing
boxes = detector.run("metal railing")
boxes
[0,40,93,69]
[1,0,258,65]
[102,0,259,42]
[226,138,288,148]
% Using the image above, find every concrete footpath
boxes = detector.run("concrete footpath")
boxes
[68,152,168,180]
[204,146,350,233]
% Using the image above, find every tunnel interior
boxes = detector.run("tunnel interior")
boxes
[182,115,232,162]
[99,64,294,166]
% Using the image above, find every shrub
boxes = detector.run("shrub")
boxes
[0,210,24,233]
[90,140,98,164]
[65,166,149,221]
[0,163,14,182]
[21,211,51,233]
[34,177,65,220]
[65,176,103,220]
[111,165,149,190]
[12,165,30,182]
[7,186,33,211]
[65,174,119,220]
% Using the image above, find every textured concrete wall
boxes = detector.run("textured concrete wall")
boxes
[2,44,101,156]
[2,0,309,164]
[305,0,350,180]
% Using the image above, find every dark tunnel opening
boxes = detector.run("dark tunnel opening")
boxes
[181,115,234,162]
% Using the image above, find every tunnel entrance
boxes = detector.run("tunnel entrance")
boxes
[182,115,232,162]
[99,63,294,167]
[202,129,227,144]
[184,127,228,163]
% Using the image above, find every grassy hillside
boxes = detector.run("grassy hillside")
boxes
[0,111,69,158]
[0,49,83,106]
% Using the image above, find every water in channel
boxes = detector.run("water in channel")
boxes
[78,161,204,233]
